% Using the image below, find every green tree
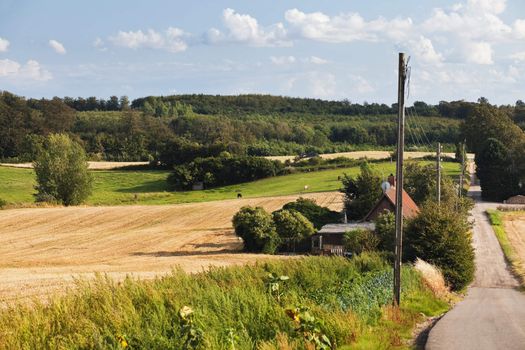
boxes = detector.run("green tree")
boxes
[374,210,396,253]
[404,162,436,204]
[282,197,340,229]
[232,206,279,254]
[33,134,93,206]
[341,161,382,220]
[343,229,380,255]
[272,209,315,252]
[405,202,475,291]
[475,138,520,201]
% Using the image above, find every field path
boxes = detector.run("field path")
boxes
[426,183,525,349]
[0,192,342,303]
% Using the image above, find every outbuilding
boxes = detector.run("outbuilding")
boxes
[311,222,376,255]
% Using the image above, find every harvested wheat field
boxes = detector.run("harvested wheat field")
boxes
[0,191,342,303]
[502,212,525,275]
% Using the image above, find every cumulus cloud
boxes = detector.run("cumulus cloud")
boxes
[407,36,443,65]
[109,27,188,52]
[307,56,329,65]
[270,55,296,65]
[464,41,493,64]
[0,59,52,81]
[219,8,291,47]
[49,39,66,54]
[514,19,525,39]
[0,37,9,52]
[284,8,412,43]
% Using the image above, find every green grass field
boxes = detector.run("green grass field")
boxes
[0,161,460,206]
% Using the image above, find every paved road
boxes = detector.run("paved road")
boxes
[426,185,525,350]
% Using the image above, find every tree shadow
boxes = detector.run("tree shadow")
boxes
[131,248,240,257]
[116,180,170,193]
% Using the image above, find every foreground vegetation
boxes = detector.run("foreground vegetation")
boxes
[0,255,450,349]
[487,210,525,287]
[0,161,460,206]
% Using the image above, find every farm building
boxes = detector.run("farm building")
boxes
[312,175,419,255]
[364,187,419,221]
[311,222,376,255]
[504,195,525,205]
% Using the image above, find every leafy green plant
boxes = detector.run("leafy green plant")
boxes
[266,273,289,303]
[179,306,203,350]
[285,306,332,349]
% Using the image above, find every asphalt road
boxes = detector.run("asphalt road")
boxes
[426,185,525,350]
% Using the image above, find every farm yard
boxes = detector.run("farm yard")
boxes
[0,191,342,303]
[0,159,461,206]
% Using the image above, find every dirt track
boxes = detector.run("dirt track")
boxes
[0,192,342,303]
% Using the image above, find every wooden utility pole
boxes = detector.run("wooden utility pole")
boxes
[437,142,441,205]
[394,52,407,307]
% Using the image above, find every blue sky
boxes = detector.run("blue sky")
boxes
[1,0,525,104]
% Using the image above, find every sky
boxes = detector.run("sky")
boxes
[1,0,525,104]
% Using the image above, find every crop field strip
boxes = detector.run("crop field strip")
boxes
[0,192,342,303]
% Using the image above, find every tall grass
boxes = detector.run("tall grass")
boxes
[0,255,449,349]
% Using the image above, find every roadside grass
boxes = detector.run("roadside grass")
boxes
[486,210,525,289]
[0,255,450,349]
[0,161,460,206]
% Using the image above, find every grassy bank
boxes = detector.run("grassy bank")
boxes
[0,255,449,349]
[487,210,525,288]
[0,161,460,206]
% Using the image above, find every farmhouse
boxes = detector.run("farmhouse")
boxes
[364,187,419,221]
[312,176,419,255]
[311,222,376,255]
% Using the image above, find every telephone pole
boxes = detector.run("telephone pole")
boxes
[437,142,441,205]
[394,52,407,307]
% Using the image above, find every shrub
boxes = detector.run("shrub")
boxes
[343,229,381,255]
[0,198,7,209]
[374,210,396,253]
[272,209,315,252]
[405,202,475,291]
[33,133,93,206]
[232,206,279,254]
[282,197,340,229]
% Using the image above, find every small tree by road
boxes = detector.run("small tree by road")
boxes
[272,209,315,252]
[34,133,93,206]
[232,206,279,254]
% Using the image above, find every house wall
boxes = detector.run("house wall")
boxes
[366,200,395,221]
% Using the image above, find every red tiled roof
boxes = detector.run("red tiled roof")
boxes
[364,187,420,221]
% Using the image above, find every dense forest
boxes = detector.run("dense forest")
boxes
[1,91,524,163]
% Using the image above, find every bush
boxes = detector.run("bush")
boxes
[282,197,340,229]
[232,206,279,254]
[272,209,315,252]
[405,202,475,291]
[0,198,7,209]
[374,210,396,253]
[343,229,381,255]
[33,133,93,206]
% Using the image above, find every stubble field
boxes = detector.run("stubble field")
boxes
[0,191,342,303]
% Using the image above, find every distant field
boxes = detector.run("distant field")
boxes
[0,161,460,206]
[500,211,525,285]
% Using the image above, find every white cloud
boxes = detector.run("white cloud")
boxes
[422,2,511,41]
[350,75,375,94]
[407,36,443,65]
[308,72,336,97]
[307,56,329,65]
[464,41,493,64]
[514,19,525,39]
[0,59,52,81]
[0,37,9,52]
[109,27,188,53]
[510,51,525,62]
[221,8,291,47]
[93,37,108,51]
[49,39,66,54]
[284,8,412,43]
[270,55,296,65]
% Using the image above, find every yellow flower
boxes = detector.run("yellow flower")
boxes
[116,335,128,348]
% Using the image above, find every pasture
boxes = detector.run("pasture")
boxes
[0,160,461,206]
